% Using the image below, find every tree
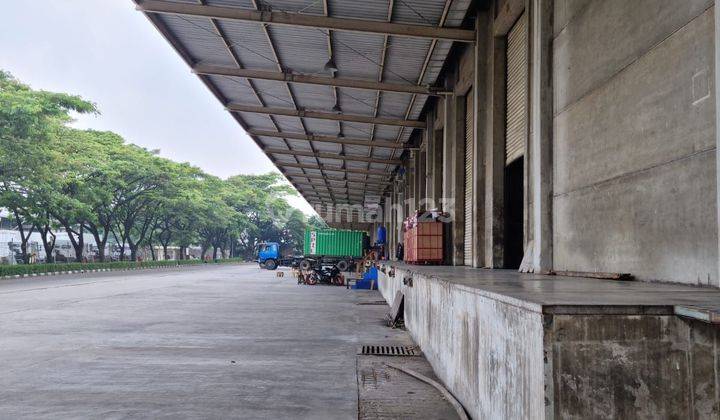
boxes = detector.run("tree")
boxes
[307,214,328,230]
[46,129,170,262]
[0,71,96,142]
[280,209,307,253]
[225,172,299,258]
[0,72,318,265]
[150,162,206,260]
[195,182,233,259]
[51,129,117,261]
[51,129,163,261]
[0,71,95,263]
[109,148,170,261]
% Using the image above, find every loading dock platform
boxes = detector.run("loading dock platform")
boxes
[378,263,720,419]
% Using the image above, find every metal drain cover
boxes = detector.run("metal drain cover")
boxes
[359,345,419,356]
[356,301,388,306]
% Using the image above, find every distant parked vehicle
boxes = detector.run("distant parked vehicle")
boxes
[256,242,301,270]
[298,228,368,272]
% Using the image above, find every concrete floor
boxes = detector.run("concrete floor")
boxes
[0,264,419,419]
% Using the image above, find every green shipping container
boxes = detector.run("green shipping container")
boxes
[303,228,366,258]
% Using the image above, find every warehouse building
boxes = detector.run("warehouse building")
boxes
[137,0,720,417]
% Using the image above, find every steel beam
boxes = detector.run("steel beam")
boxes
[312,206,371,211]
[300,193,382,202]
[305,198,374,205]
[265,148,401,165]
[310,202,368,208]
[136,0,476,42]
[194,64,447,96]
[306,199,366,207]
[301,191,364,201]
[363,0,393,189]
[310,205,367,211]
[184,0,324,201]
[294,182,385,194]
[245,0,337,201]
[299,190,366,200]
[228,104,425,128]
[299,190,383,198]
[287,174,390,186]
[287,173,391,186]
[302,193,365,201]
[382,0,454,199]
[296,186,383,194]
[294,180,385,189]
[279,162,390,176]
[248,129,408,149]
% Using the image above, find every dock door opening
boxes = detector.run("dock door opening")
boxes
[503,12,527,269]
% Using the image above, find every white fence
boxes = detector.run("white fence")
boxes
[0,230,203,264]
[0,230,103,264]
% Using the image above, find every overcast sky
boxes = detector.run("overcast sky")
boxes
[0,0,315,213]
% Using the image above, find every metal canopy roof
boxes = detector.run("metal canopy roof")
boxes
[135,0,473,215]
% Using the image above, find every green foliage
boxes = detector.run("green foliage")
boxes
[0,72,97,263]
[0,70,96,142]
[0,71,319,264]
[307,215,328,229]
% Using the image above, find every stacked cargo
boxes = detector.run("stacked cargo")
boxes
[403,216,444,264]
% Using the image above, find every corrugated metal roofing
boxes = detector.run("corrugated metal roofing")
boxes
[136,0,472,218]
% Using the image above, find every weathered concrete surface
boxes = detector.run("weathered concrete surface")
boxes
[554,7,715,194]
[554,151,718,286]
[379,262,720,419]
[0,264,413,419]
[379,265,545,419]
[357,356,460,419]
[552,0,593,37]
[553,0,713,112]
[552,0,717,286]
[545,315,720,419]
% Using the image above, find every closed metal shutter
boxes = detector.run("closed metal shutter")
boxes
[464,90,474,266]
[505,12,528,166]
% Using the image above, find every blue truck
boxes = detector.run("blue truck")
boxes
[256,242,300,270]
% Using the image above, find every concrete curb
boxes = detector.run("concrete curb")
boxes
[0,262,247,281]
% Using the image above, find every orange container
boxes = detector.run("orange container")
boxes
[404,220,444,264]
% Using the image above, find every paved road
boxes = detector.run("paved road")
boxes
[0,264,409,419]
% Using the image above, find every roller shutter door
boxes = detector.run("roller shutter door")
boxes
[464,90,474,266]
[505,12,528,165]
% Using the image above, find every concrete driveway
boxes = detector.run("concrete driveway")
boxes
[0,264,412,419]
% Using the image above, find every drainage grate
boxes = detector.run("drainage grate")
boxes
[356,301,388,306]
[360,345,419,356]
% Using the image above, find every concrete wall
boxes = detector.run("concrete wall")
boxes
[378,267,546,419]
[552,0,718,285]
[393,0,718,285]
[545,314,720,418]
[380,264,720,419]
